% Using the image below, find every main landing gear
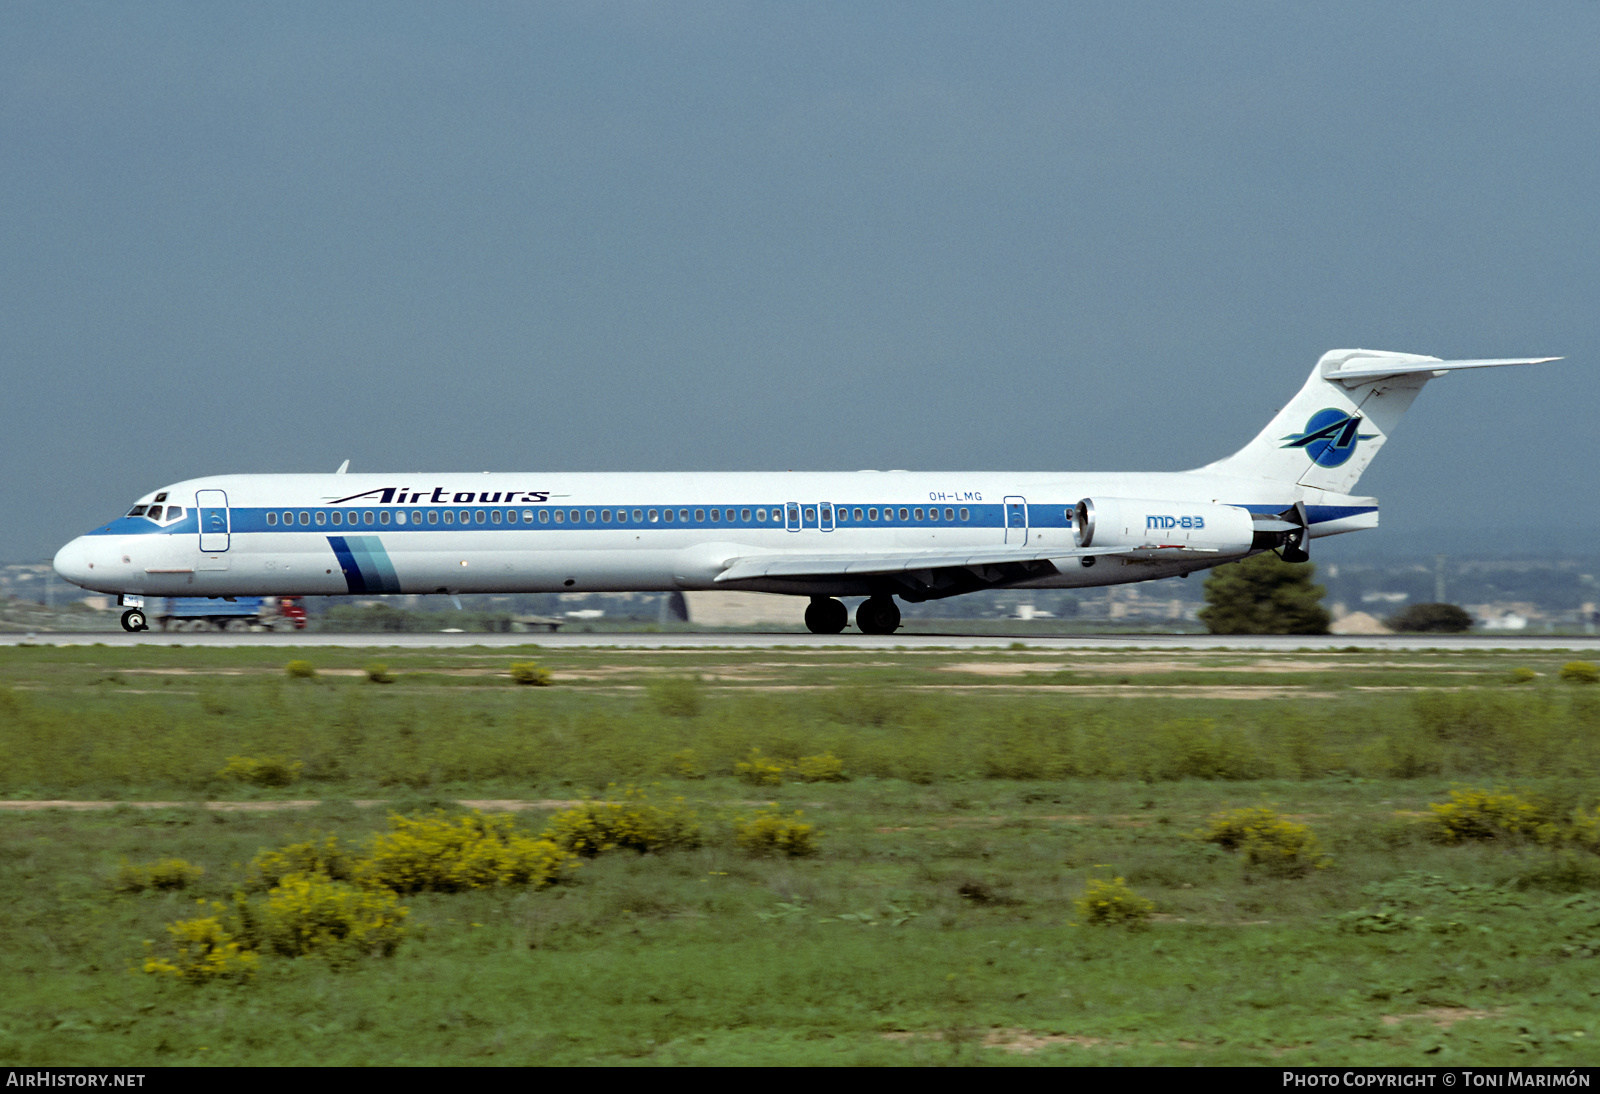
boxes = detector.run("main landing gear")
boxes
[855,596,901,636]
[120,609,148,632]
[804,597,848,635]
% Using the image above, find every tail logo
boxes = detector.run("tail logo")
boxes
[1281,409,1377,468]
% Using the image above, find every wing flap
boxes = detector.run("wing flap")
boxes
[716,544,1164,583]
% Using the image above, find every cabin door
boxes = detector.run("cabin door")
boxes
[1004,496,1029,545]
[197,490,230,553]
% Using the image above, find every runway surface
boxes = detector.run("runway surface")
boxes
[6,631,1600,652]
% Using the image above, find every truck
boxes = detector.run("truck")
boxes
[155,596,308,632]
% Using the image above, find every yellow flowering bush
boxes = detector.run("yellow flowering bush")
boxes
[509,662,552,686]
[1075,876,1153,927]
[542,788,702,857]
[115,857,204,893]
[1428,788,1552,844]
[217,755,303,787]
[143,906,259,983]
[262,872,407,960]
[734,809,820,857]
[361,811,577,893]
[794,752,847,783]
[1202,806,1328,877]
[246,835,358,891]
[734,749,787,787]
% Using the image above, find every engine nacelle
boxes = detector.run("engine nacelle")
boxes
[1073,497,1255,555]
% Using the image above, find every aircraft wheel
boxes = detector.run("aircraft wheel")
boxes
[804,597,848,635]
[120,609,147,633]
[855,596,901,635]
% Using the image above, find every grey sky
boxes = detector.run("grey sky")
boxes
[3,2,1596,563]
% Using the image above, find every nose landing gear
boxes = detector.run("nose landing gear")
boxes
[120,609,148,632]
[804,597,849,635]
[855,596,901,635]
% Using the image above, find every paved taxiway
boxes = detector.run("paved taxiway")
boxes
[5,632,1600,652]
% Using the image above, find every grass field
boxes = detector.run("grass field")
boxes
[3,643,1599,1065]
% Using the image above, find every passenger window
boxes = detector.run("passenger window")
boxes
[959,508,969,521]
[266,512,277,526]
[928,508,938,522]
[444,511,455,524]
[803,507,815,522]
[664,509,674,522]
[708,509,718,522]
[914,508,924,520]
[379,511,390,525]
[396,511,407,525]
[756,509,766,522]
[601,510,612,523]
[868,508,878,520]
[524,510,535,522]
[615,510,625,523]
[944,508,954,520]
[299,512,310,525]
[283,511,293,524]
[413,510,423,523]
[899,508,909,521]
[331,511,342,525]
[364,512,374,524]
[474,510,486,524]
[537,510,548,523]
[571,510,581,522]
[692,509,703,522]
[633,509,643,522]
[428,510,440,525]
[491,510,502,524]
[739,509,750,522]
[648,509,659,522]
[461,510,472,523]
[854,508,864,521]
[679,510,689,522]
[585,509,596,523]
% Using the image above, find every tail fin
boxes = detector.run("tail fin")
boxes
[1200,349,1560,492]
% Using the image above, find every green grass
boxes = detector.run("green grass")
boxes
[3,645,1600,1064]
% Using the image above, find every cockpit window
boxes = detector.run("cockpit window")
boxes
[127,505,147,517]
[145,505,163,521]
[166,505,183,521]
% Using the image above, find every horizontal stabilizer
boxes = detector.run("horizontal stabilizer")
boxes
[1324,355,1561,386]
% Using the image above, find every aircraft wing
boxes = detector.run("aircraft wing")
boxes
[713,544,1191,584]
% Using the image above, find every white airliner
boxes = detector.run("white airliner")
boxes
[54,349,1558,635]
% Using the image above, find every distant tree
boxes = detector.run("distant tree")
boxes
[1199,552,1331,635]
[1387,602,1474,633]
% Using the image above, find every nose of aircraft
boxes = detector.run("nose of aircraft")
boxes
[53,537,95,589]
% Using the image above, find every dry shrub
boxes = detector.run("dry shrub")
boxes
[365,662,396,684]
[285,660,316,679]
